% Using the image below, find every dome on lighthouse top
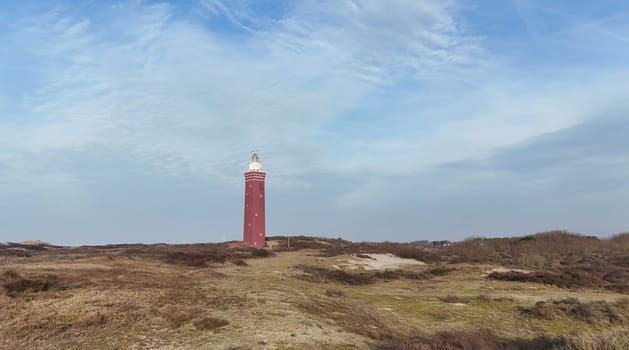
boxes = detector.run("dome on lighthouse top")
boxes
[248,152,263,172]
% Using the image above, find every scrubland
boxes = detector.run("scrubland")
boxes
[1,231,628,349]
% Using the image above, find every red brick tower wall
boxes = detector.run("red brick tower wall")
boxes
[243,171,266,247]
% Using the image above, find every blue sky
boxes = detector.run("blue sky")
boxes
[1,0,628,245]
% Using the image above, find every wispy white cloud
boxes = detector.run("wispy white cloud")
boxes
[514,0,629,60]
[1,0,482,188]
[199,0,256,32]
[1,0,629,242]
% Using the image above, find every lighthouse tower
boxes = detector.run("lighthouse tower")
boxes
[243,152,266,247]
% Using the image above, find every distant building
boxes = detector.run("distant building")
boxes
[243,152,266,247]
[410,240,432,246]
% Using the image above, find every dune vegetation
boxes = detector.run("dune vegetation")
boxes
[1,231,628,349]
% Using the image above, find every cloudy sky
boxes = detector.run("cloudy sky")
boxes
[1,0,628,245]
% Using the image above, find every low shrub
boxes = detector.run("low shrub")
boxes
[232,259,249,266]
[2,272,67,297]
[487,266,629,293]
[373,270,431,281]
[251,249,272,257]
[163,308,199,328]
[293,265,449,285]
[294,265,376,285]
[380,328,567,350]
[193,317,229,331]
[438,295,472,304]
[519,298,627,325]
[2,269,20,279]
[153,245,275,267]
[426,267,455,276]
[475,294,514,302]
[324,290,345,298]
[163,252,213,267]
[438,294,514,304]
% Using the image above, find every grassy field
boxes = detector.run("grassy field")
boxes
[1,232,628,349]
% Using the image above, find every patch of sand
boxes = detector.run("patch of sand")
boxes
[342,253,425,271]
[485,267,532,275]
[20,240,52,246]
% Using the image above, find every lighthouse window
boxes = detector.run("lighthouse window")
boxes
[255,213,258,216]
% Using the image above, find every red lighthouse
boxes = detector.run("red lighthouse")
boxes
[243,152,266,247]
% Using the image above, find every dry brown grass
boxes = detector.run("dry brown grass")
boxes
[1,269,68,297]
[0,250,237,349]
[296,297,401,342]
[562,328,629,350]
[1,234,628,349]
